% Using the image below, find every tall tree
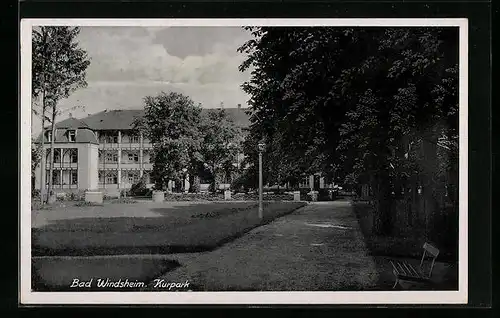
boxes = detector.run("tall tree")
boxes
[134,92,203,191]
[239,27,458,235]
[32,26,90,202]
[31,139,42,193]
[199,109,243,192]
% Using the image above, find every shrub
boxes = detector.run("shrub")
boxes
[74,201,103,207]
[31,201,53,210]
[32,189,41,199]
[129,176,149,197]
[318,189,333,201]
[109,197,137,204]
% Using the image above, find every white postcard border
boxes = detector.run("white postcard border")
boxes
[20,18,468,305]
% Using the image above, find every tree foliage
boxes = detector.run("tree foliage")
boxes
[199,109,243,192]
[32,26,90,201]
[31,139,42,177]
[134,92,203,190]
[239,27,459,235]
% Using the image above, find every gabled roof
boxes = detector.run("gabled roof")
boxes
[78,108,251,130]
[54,117,89,129]
[81,109,145,130]
[36,127,98,144]
[43,107,251,138]
[42,117,89,130]
[203,108,251,128]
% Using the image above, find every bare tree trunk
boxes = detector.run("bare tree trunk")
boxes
[211,165,218,193]
[47,106,57,201]
[39,91,46,204]
[372,169,393,236]
[422,128,440,242]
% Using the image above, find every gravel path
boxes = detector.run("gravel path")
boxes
[147,200,380,291]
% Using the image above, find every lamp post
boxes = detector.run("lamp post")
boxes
[258,141,265,219]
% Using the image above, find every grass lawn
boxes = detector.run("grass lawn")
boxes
[143,201,380,291]
[32,201,306,256]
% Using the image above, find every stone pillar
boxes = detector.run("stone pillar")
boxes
[184,173,190,193]
[319,177,325,189]
[293,191,301,201]
[117,131,121,190]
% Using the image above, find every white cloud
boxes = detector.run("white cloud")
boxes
[31,26,253,136]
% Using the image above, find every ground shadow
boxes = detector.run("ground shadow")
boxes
[352,201,459,290]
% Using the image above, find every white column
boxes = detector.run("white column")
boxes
[309,175,314,191]
[139,132,144,177]
[117,131,121,189]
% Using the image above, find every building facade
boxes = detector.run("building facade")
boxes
[34,106,335,195]
[34,108,250,195]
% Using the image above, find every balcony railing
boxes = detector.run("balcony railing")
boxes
[99,142,153,149]
[99,143,119,149]
[98,162,119,169]
[45,162,78,168]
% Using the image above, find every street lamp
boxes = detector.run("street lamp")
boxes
[257,141,265,219]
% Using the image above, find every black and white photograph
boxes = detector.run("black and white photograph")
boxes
[20,19,468,304]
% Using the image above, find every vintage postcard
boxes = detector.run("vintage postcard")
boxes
[20,18,468,305]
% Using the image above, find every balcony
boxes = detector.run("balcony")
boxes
[98,162,119,169]
[120,162,142,169]
[99,142,153,149]
[119,143,142,149]
[99,143,119,149]
[46,162,78,169]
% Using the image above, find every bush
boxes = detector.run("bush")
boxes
[74,201,103,207]
[31,201,53,210]
[67,191,86,201]
[318,189,334,201]
[32,189,41,199]
[109,198,138,204]
[129,176,149,197]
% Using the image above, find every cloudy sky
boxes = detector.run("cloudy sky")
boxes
[32,26,253,134]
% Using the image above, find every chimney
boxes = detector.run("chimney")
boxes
[237,103,242,109]
[69,112,73,118]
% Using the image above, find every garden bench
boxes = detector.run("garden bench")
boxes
[389,242,440,289]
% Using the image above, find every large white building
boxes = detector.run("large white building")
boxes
[34,106,334,195]
[34,107,251,195]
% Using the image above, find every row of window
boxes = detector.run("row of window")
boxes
[45,130,76,142]
[45,148,78,164]
[45,169,78,185]
[44,130,148,144]
[98,171,151,184]
[98,134,141,144]
[98,152,149,163]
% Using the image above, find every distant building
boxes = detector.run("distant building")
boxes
[34,105,334,194]
[34,107,250,194]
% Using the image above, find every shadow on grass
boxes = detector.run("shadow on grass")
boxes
[32,257,181,292]
[352,201,458,290]
[32,202,307,257]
